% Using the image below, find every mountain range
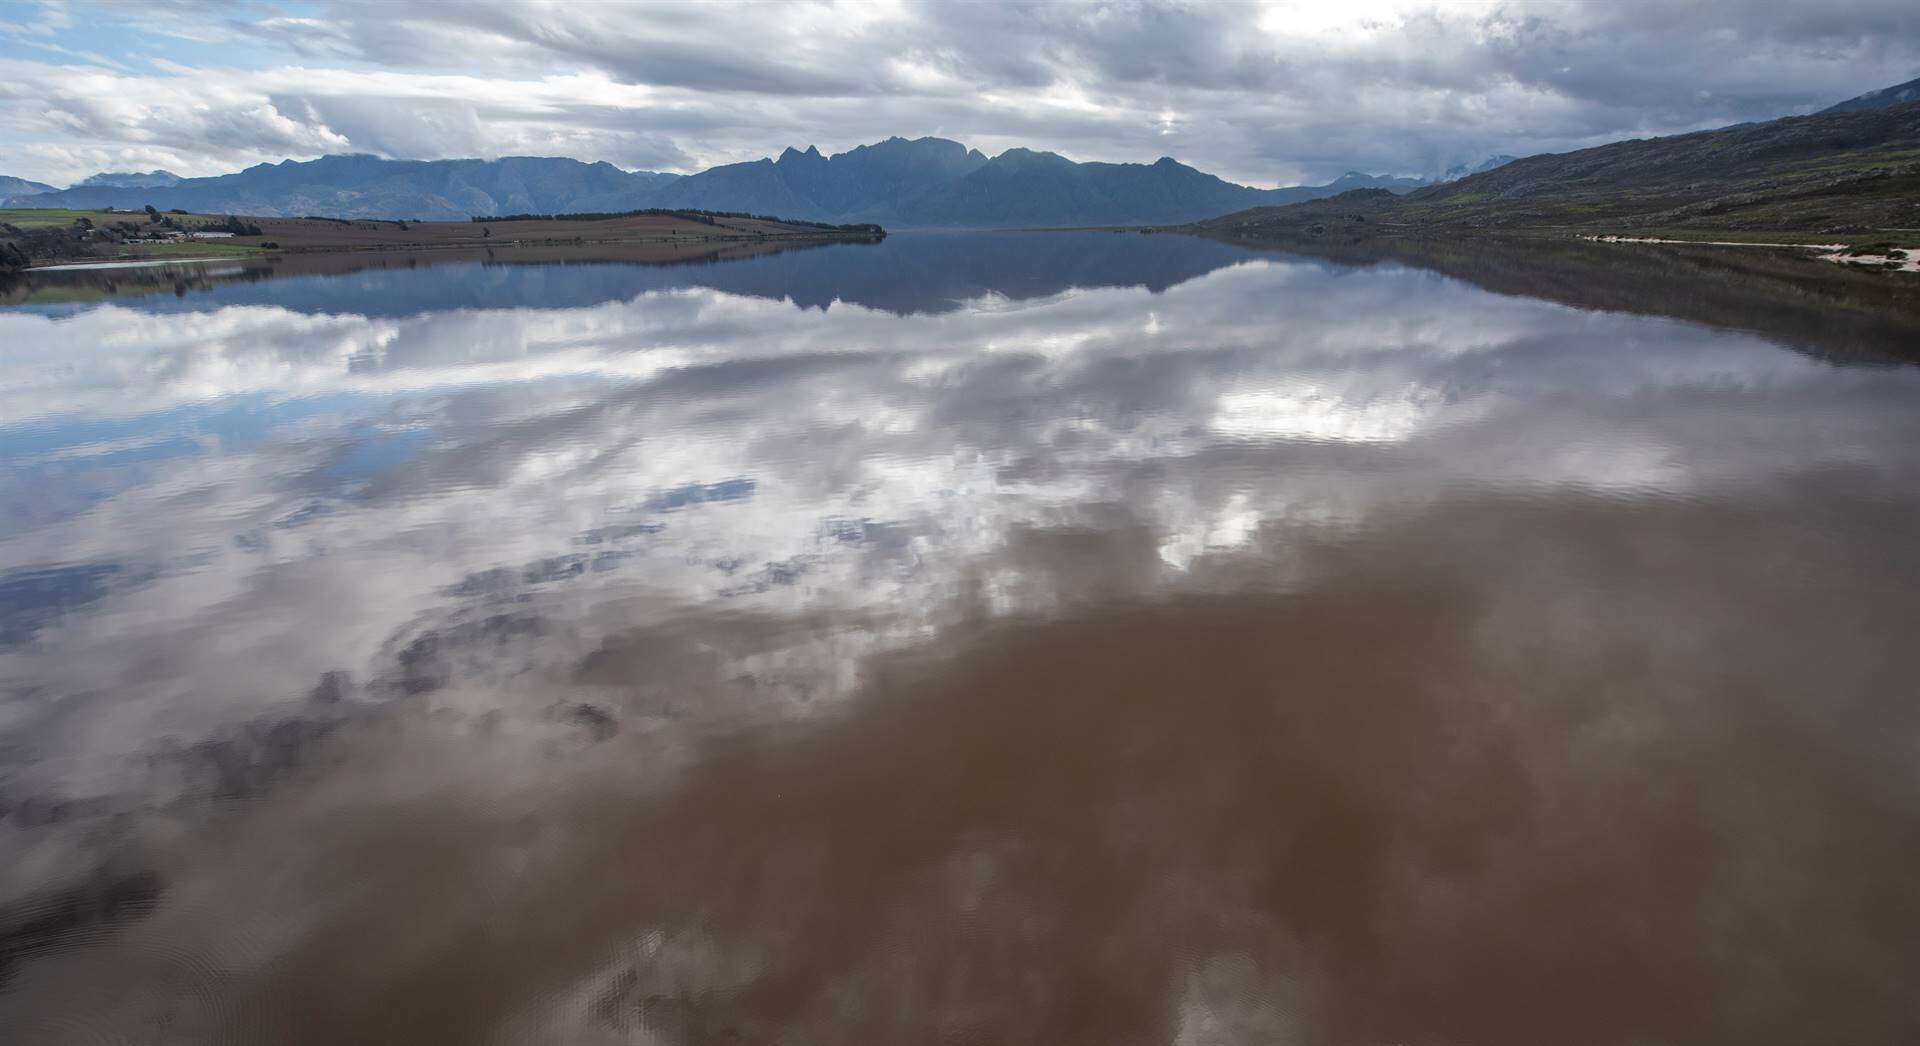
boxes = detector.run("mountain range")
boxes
[1203,77,1920,235]
[6,155,681,223]
[627,139,1430,228]
[2,139,1435,228]
[12,74,1908,232]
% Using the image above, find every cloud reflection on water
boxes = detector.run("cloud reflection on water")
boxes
[2,235,1919,1043]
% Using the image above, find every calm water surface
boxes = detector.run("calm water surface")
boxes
[3,233,1919,1044]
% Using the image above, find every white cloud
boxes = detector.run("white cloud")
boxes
[0,2,1916,193]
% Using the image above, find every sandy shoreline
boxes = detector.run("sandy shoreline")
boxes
[1583,234,1919,272]
[29,256,236,271]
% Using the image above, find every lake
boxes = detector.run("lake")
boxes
[3,232,1919,1044]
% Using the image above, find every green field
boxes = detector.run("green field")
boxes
[3,207,266,266]
[0,207,221,229]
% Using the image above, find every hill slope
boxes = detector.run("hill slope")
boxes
[1821,76,1920,114]
[0,176,57,203]
[1201,99,1920,234]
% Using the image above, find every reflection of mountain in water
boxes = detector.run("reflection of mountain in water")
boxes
[17,229,1916,366]
[13,233,1292,320]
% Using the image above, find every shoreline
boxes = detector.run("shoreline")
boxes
[29,256,246,271]
[21,231,878,271]
[1581,234,1919,273]
[1169,216,1920,277]
[4,208,885,272]
[2,237,878,308]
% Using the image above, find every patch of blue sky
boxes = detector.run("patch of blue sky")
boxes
[0,389,378,464]
[0,0,330,73]
[315,426,433,487]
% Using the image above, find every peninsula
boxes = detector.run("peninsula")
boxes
[0,208,884,271]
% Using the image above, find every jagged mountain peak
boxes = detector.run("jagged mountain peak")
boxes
[991,147,1070,164]
[848,136,965,154]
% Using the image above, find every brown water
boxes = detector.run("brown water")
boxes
[2,233,1919,1044]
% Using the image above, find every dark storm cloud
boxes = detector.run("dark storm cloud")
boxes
[3,0,1918,185]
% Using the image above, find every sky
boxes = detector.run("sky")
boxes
[2,0,1918,188]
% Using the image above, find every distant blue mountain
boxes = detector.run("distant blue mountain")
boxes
[629,138,1425,227]
[13,138,1423,228]
[1438,155,1519,182]
[0,175,58,204]
[74,170,184,189]
[22,155,682,221]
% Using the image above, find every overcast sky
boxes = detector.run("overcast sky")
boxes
[3,0,1918,188]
